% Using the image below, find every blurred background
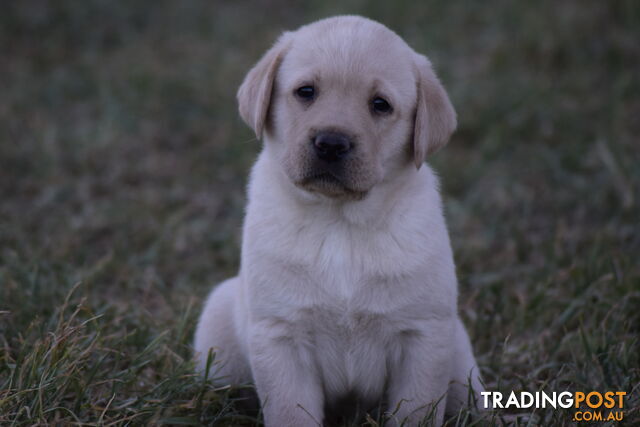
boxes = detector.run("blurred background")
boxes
[1,0,638,425]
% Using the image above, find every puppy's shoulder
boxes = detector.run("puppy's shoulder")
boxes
[396,164,445,222]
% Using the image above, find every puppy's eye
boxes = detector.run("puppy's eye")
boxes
[295,85,315,100]
[372,97,392,114]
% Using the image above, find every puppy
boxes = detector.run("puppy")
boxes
[194,15,482,426]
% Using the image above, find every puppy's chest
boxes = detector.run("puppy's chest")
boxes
[277,220,426,297]
[251,219,432,401]
[300,304,402,402]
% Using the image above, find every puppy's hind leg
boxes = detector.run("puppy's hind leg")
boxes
[194,277,251,385]
[445,317,484,415]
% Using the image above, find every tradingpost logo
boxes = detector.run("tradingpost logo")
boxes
[481,390,627,422]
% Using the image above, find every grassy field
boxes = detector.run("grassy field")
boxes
[1,0,639,425]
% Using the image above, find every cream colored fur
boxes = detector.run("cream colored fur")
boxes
[194,15,482,426]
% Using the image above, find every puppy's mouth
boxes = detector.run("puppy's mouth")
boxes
[303,172,342,186]
[297,172,366,200]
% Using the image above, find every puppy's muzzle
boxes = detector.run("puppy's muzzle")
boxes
[312,131,352,163]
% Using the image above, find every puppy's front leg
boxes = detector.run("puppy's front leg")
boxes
[249,321,323,427]
[387,320,454,426]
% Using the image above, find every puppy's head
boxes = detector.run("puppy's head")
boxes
[238,16,456,200]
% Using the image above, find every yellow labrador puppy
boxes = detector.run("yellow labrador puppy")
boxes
[194,15,482,426]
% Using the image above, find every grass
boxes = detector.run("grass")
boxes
[1,0,639,425]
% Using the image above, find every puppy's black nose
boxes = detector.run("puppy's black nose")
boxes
[312,131,352,162]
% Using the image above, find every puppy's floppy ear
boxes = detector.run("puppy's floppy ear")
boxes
[412,54,457,169]
[237,32,292,140]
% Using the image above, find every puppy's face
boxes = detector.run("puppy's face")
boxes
[238,16,457,200]
[270,22,417,199]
